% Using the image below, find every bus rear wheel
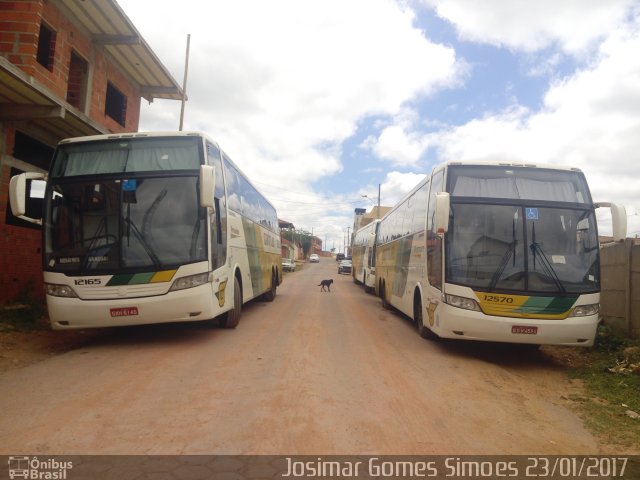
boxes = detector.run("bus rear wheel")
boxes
[364,274,373,294]
[381,282,391,309]
[220,277,242,328]
[262,271,277,302]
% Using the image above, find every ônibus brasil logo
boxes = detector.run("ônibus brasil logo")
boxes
[7,456,73,479]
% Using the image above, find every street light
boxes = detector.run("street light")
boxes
[361,184,381,217]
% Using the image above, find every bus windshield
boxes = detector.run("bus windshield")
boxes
[44,137,207,274]
[446,204,599,294]
[445,166,599,295]
[45,176,207,273]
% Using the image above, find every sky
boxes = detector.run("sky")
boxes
[118,0,640,252]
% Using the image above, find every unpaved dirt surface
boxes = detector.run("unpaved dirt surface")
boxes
[0,258,625,455]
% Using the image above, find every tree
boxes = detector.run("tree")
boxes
[281,228,314,258]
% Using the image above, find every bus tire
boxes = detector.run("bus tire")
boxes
[220,277,242,328]
[381,282,391,309]
[415,295,438,340]
[262,271,277,302]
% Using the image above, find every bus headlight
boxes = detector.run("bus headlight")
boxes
[569,304,599,317]
[169,272,210,292]
[445,294,481,312]
[45,283,78,298]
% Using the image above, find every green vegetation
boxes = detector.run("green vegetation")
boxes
[563,325,640,449]
[281,228,315,257]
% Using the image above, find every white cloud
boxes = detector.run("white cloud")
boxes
[119,0,463,248]
[380,171,428,207]
[422,0,635,55]
[424,13,640,235]
[118,1,640,246]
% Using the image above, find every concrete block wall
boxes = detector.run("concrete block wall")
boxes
[631,244,640,339]
[600,240,640,339]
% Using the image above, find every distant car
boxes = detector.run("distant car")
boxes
[338,259,352,275]
[309,254,320,263]
[281,258,296,272]
[335,253,345,262]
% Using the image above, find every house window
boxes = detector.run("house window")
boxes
[36,23,56,70]
[66,51,88,110]
[105,82,127,126]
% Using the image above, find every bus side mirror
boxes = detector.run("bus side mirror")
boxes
[9,172,46,225]
[435,192,450,234]
[199,165,216,210]
[595,202,627,242]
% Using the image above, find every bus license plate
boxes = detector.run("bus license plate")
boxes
[110,307,139,317]
[512,325,537,335]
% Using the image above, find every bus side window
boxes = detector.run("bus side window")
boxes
[427,171,444,290]
[207,142,227,269]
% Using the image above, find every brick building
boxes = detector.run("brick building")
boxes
[0,0,183,305]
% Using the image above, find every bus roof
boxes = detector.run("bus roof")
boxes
[439,160,583,174]
[57,131,215,145]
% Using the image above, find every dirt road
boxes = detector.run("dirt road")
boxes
[0,257,603,454]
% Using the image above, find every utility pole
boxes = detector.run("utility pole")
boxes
[178,34,191,131]
[377,183,381,219]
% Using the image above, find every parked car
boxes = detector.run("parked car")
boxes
[335,253,345,262]
[281,257,296,272]
[338,259,352,275]
[309,254,320,263]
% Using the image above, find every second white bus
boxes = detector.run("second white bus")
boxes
[375,161,626,346]
[351,219,379,293]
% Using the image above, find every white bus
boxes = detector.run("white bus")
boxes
[9,132,281,329]
[351,219,379,293]
[375,161,626,346]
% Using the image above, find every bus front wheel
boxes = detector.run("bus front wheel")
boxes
[415,295,438,340]
[220,277,242,328]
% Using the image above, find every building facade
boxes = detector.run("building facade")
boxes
[0,0,183,304]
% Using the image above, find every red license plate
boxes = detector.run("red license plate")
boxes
[110,307,139,317]
[512,325,538,335]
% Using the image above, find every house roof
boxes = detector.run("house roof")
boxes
[56,0,184,102]
[0,0,184,146]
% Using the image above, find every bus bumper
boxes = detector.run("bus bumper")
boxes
[434,303,598,347]
[46,283,220,329]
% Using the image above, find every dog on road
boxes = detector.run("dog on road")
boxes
[318,279,334,292]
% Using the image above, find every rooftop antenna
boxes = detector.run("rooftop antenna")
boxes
[179,34,191,131]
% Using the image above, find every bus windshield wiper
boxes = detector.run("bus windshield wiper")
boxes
[530,224,566,293]
[488,218,517,292]
[488,240,516,292]
[81,215,107,273]
[123,217,161,267]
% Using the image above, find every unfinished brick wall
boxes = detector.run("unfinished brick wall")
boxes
[0,156,44,304]
[0,0,148,304]
[0,0,141,133]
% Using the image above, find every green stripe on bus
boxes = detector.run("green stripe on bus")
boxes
[106,274,135,286]
[515,296,576,314]
[129,272,156,284]
[106,271,176,287]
